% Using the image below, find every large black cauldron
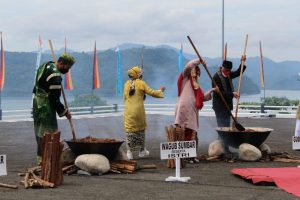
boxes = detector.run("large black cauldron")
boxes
[65,140,124,160]
[215,127,273,148]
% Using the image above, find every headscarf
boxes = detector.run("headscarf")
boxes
[177,66,204,110]
[128,66,143,80]
[126,66,143,97]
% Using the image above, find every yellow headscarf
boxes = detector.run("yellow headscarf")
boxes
[128,66,143,79]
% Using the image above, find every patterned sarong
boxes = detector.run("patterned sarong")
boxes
[125,130,145,153]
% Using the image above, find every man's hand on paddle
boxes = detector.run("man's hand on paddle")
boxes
[233,92,240,99]
[240,55,247,63]
[212,86,219,93]
[65,110,72,120]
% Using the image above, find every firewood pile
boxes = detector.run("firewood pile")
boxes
[110,160,137,173]
[198,151,300,163]
[261,151,300,163]
[74,137,118,143]
[55,161,156,175]
[20,166,55,188]
[20,131,64,189]
[110,160,156,174]
[165,125,185,168]
[41,131,64,186]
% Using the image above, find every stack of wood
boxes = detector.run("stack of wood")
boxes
[21,166,54,188]
[110,160,156,174]
[165,125,185,168]
[41,131,64,187]
[110,160,137,173]
[262,151,300,163]
[199,151,300,163]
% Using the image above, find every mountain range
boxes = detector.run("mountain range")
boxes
[2,43,300,98]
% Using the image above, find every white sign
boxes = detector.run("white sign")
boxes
[292,136,300,150]
[160,140,196,160]
[0,155,7,176]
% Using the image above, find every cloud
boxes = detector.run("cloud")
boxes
[1,0,300,61]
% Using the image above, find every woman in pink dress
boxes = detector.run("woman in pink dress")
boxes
[175,59,217,163]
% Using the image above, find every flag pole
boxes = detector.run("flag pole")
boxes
[0,34,1,119]
[0,91,2,120]
[0,91,1,120]
[91,41,96,114]
[222,0,225,60]
[0,89,2,120]
[141,46,144,69]
[64,37,67,54]
[116,48,119,97]
[0,32,3,120]
[115,47,122,97]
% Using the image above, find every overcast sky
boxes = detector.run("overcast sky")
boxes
[1,0,300,61]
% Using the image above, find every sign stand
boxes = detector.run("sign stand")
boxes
[0,155,7,176]
[165,157,191,182]
[293,136,300,150]
[160,140,196,183]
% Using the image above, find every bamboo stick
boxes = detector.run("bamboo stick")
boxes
[234,34,248,119]
[224,42,227,61]
[31,170,54,188]
[24,172,30,189]
[0,182,18,189]
[62,164,75,172]
[137,164,156,170]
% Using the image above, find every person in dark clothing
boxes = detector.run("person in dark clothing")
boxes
[212,55,247,128]
[32,53,75,165]
[212,56,247,153]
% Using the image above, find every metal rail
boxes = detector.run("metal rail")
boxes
[0,104,298,121]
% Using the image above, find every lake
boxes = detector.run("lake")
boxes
[0,90,299,110]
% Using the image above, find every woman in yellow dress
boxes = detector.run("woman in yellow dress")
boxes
[124,66,165,159]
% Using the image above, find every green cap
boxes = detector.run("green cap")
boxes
[58,53,76,66]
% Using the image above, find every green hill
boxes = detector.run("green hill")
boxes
[1,46,276,98]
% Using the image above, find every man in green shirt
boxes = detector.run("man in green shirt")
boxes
[32,53,75,165]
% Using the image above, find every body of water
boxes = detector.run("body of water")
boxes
[0,90,299,110]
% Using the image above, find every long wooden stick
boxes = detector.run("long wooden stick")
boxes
[48,40,76,140]
[224,42,227,61]
[24,172,30,189]
[259,40,266,101]
[137,164,156,170]
[234,34,248,119]
[0,182,18,189]
[187,36,245,131]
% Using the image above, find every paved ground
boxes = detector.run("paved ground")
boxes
[0,114,300,200]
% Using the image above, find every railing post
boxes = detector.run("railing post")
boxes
[113,104,118,112]
[91,105,94,114]
[260,103,265,113]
